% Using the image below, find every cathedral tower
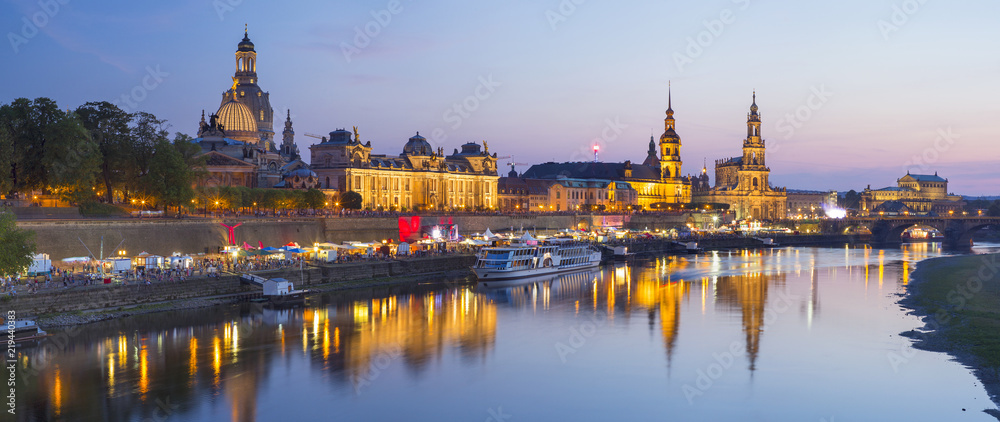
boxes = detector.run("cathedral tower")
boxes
[659,84,682,181]
[741,92,768,190]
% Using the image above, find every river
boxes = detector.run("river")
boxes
[11,243,1000,421]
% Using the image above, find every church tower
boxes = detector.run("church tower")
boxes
[281,110,298,160]
[659,84,682,180]
[220,26,274,147]
[740,92,770,191]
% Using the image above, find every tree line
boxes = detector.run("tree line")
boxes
[0,97,201,210]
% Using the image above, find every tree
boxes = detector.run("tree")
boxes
[840,190,860,210]
[303,188,325,210]
[43,112,101,203]
[341,191,363,210]
[0,124,14,195]
[75,102,132,203]
[988,201,1000,217]
[0,210,35,276]
[144,138,195,212]
[0,97,72,193]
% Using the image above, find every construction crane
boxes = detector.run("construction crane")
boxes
[303,133,325,140]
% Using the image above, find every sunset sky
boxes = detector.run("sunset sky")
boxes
[2,0,998,194]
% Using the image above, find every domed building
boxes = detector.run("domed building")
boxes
[215,99,258,143]
[309,128,499,211]
[192,29,301,189]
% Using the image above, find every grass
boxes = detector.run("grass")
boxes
[909,253,1000,368]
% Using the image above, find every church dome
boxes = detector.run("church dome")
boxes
[217,99,258,133]
[402,132,432,156]
[660,128,681,144]
[238,31,255,52]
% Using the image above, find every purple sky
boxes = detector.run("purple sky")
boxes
[2,0,998,194]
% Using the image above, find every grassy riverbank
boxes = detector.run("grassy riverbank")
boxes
[902,252,1000,405]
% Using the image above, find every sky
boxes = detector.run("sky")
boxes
[1,0,998,195]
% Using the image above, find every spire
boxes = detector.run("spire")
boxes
[200,109,206,123]
[667,81,673,113]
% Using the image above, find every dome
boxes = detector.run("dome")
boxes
[238,31,255,52]
[326,128,352,144]
[217,99,258,133]
[402,132,432,156]
[660,128,680,144]
[287,168,317,178]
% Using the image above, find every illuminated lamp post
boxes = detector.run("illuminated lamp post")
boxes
[593,144,600,162]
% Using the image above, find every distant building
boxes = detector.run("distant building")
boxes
[521,87,691,209]
[497,166,638,212]
[786,190,838,218]
[191,29,299,188]
[692,93,787,220]
[860,172,965,215]
[309,131,498,210]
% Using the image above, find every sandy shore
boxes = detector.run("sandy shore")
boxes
[900,252,1000,415]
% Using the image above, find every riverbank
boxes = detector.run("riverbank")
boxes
[901,252,1000,407]
[8,254,476,327]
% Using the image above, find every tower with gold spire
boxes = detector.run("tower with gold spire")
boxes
[218,26,275,149]
[659,84,682,181]
[693,91,786,220]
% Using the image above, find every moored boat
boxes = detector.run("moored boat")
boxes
[1,319,48,342]
[472,238,602,281]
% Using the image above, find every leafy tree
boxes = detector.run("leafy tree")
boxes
[174,132,206,184]
[341,191,363,209]
[0,210,35,276]
[144,138,195,212]
[75,102,132,203]
[43,112,101,203]
[988,201,1000,217]
[303,188,325,210]
[0,125,14,195]
[1,98,67,192]
[839,190,860,210]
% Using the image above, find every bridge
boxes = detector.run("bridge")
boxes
[821,216,1000,249]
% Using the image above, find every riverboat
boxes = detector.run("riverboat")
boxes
[472,237,602,281]
[1,319,48,342]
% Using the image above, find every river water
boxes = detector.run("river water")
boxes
[11,243,1000,421]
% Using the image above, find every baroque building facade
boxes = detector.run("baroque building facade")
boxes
[191,29,300,188]
[693,93,787,220]
[309,130,499,210]
[859,172,964,215]
[521,87,691,209]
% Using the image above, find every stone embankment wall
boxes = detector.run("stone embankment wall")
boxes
[5,255,475,316]
[21,219,326,260]
[4,275,252,315]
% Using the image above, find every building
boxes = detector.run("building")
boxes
[693,93,787,220]
[191,29,300,189]
[860,172,965,215]
[309,130,499,211]
[520,87,690,209]
[786,190,838,218]
[497,166,638,212]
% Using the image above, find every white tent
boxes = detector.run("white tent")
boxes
[483,228,495,239]
[397,242,410,255]
[520,232,535,241]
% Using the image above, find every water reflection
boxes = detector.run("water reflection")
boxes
[14,243,1000,421]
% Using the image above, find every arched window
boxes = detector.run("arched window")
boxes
[753,177,759,188]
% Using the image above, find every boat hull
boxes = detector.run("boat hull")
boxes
[473,260,600,281]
